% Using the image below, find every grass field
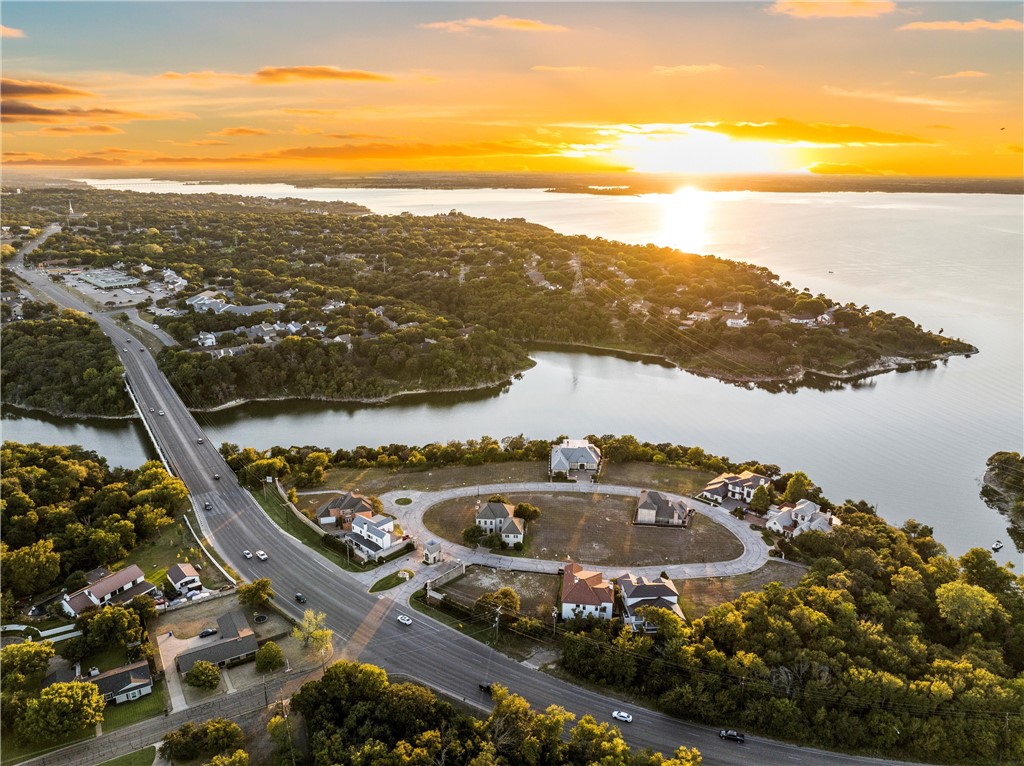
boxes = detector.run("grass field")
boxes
[101,681,167,732]
[122,521,228,593]
[0,727,93,765]
[424,492,743,566]
[675,561,809,619]
[600,462,716,496]
[98,747,156,766]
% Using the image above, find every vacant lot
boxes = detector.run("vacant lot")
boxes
[675,561,808,619]
[601,462,715,496]
[122,521,229,593]
[439,567,560,622]
[424,492,742,566]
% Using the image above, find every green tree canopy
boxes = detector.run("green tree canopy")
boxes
[185,660,221,690]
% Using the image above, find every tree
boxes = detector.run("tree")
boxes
[474,588,520,625]
[783,472,812,503]
[255,641,285,672]
[205,750,248,766]
[462,524,485,545]
[935,580,1007,636]
[749,484,772,513]
[185,660,221,690]
[17,681,105,742]
[128,594,158,625]
[514,503,541,522]
[80,605,143,650]
[0,641,55,691]
[237,578,274,608]
[0,540,60,597]
[292,608,333,651]
[487,494,508,503]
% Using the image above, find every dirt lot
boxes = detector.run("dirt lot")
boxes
[601,462,715,496]
[438,567,560,622]
[424,492,743,566]
[675,561,808,619]
[151,592,290,642]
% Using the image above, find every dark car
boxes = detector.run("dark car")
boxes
[478,684,492,695]
[198,628,218,638]
[719,730,745,743]
[295,593,307,603]
[203,501,212,510]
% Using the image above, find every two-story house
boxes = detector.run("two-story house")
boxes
[766,499,840,538]
[560,563,614,621]
[474,501,525,545]
[700,471,770,505]
[618,573,686,631]
[347,512,401,561]
[61,565,157,618]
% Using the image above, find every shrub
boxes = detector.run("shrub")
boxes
[461,525,484,545]
[184,660,221,690]
[512,541,524,551]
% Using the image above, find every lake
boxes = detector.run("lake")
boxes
[5,180,1021,560]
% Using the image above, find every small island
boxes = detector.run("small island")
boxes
[2,187,974,412]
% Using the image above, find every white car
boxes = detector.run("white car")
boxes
[242,550,253,559]
[396,614,413,625]
[611,711,632,723]
[255,550,268,561]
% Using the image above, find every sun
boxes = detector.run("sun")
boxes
[610,127,790,175]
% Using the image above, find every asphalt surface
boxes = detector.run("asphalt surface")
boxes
[12,226,931,766]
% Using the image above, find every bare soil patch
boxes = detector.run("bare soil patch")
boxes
[601,462,715,496]
[675,561,808,619]
[438,566,560,622]
[424,492,743,566]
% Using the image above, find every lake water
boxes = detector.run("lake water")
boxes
[4,179,1021,560]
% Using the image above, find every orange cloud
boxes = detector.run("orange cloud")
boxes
[38,125,124,136]
[253,66,392,83]
[1,101,156,124]
[4,154,129,166]
[769,1,895,18]
[210,126,270,136]
[805,162,890,175]
[1,78,95,98]
[900,18,1023,32]
[823,85,991,112]
[163,139,230,147]
[420,15,567,33]
[935,70,989,79]
[532,65,591,73]
[652,64,729,75]
[271,139,558,161]
[282,108,344,115]
[691,118,933,146]
[158,70,246,82]
[1,25,25,38]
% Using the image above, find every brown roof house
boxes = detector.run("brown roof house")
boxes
[61,565,157,618]
[316,491,374,532]
[700,471,769,505]
[167,563,203,595]
[618,574,685,632]
[560,563,614,621]
[176,611,258,674]
[635,490,695,527]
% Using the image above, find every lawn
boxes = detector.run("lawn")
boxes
[370,570,414,593]
[600,462,715,496]
[121,521,228,594]
[98,747,156,766]
[0,727,93,765]
[101,681,167,731]
[82,644,131,674]
[674,561,809,619]
[424,492,743,567]
[438,567,560,623]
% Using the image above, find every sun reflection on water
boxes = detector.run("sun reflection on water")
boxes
[659,186,711,254]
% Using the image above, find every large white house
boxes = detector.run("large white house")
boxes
[700,471,770,505]
[475,501,525,545]
[347,513,401,561]
[618,574,686,631]
[61,565,157,618]
[766,499,840,538]
[560,563,614,621]
[550,439,602,477]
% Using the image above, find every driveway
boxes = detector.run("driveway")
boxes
[155,632,192,712]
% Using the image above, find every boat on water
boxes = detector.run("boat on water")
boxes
[991,540,1004,551]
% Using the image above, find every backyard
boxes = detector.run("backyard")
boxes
[423,492,743,566]
[122,521,229,594]
[674,561,809,619]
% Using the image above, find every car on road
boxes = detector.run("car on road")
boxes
[719,730,745,743]
[479,683,492,695]
[149,407,155,412]
[152,323,159,328]
[396,614,413,625]
[213,474,220,480]
[255,550,268,561]
[295,593,307,603]
[611,711,633,723]
[198,628,218,638]
[123,347,128,351]
[242,550,253,559]
[158,411,164,416]
[197,438,204,444]
[203,501,212,510]
[139,348,145,353]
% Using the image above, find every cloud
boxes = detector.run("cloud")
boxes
[282,108,344,116]
[271,139,557,161]
[652,64,729,75]
[532,65,592,73]
[158,70,247,82]
[1,25,25,38]
[210,126,270,136]
[769,1,895,18]
[1,101,157,124]
[326,133,386,140]
[162,139,231,147]
[823,85,990,112]
[935,70,989,80]
[691,118,933,146]
[1,78,95,98]
[805,162,890,175]
[38,125,124,136]
[253,66,391,83]
[1003,145,1023,154]
[899,18,1023,32]
[3,154,130,167]
[420,15,567,33]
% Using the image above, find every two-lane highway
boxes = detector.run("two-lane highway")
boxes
[10,232,930,766]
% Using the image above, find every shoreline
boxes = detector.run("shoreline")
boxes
[2,399,136,422]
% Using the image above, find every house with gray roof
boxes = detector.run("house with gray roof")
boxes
[618,573,685,632]
[549,439,602,478]
[90,661,154,704]
[475,501,525,545]
[176,611,258,674]
[700,471,770,505]
[635,490,694,527]
[167,563,202,595]
[347,513,400,561]
[61,565,156,617]
[766,499,840,538]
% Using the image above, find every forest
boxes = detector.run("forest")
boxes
[1,187,975,408]
[0,304,133,417]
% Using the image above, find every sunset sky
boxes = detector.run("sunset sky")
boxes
[2,1,1022,177]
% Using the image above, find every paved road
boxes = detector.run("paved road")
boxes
[14,226,932,766]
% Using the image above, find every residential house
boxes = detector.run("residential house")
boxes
[166,563,202,596]
[347,513,401,561]
[766,499,840,538]
[635,490,694,527]
[90,661,154,704]
[726,315,749,328]
[618,574,685,631]
[687,311,711,322]
[196,331,217,347]
[61,565,157,617]
[474,501,525,545]
[316,491,373,531]
[549,439,602,477]
[700,471,770,505]
[560,563,614,621]
[722,302,744,313]
[176,611,258,674]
